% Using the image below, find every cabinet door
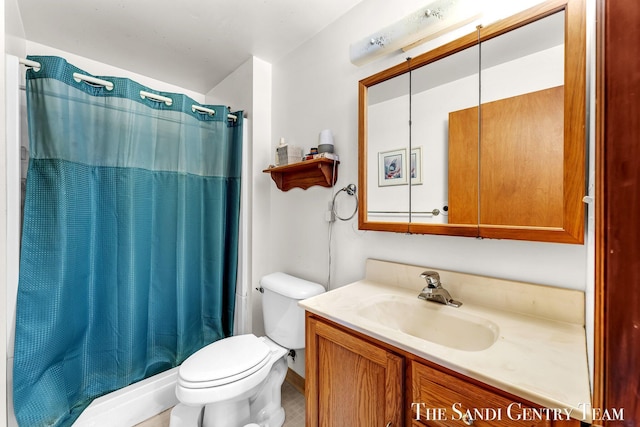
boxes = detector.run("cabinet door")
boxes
[411,361,580,427]
[306,315,404,427]
[476,7,585,244]
[480,86,564,229]
[448,106,479,225]
[448,85,582,244]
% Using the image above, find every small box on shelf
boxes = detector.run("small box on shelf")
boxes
[275,140,303,166]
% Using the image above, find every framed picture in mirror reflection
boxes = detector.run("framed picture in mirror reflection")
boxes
[410,146,423,185]
[378,148,407,186]
[377,148,422,186]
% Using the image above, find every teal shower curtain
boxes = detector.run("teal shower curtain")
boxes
[13,56,243,427]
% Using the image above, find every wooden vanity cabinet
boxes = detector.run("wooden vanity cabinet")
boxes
[305,313,404,427]
[306,313,581,427]
[410,362,580,427]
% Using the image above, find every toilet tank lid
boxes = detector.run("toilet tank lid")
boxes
[260,272,325,299]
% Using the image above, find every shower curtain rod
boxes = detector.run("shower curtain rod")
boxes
[19,57,238,121]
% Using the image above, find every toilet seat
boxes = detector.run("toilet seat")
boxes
[178,334,271,388]
[175,336,288,407]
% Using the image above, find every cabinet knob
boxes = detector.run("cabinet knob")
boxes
[462,413,474,425]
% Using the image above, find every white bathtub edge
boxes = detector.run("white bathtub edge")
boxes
[74,367,179,427]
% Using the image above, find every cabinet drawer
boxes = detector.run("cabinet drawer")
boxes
[411,362,576,427]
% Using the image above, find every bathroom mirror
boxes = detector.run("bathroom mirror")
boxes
[408,45,478,226]
[358,0,585,243]
[366,72,410,224]
[478,11,573,240]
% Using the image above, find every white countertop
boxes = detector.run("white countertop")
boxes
[299,259,592,423]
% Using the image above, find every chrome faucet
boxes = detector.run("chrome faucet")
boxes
[418,271,462,308]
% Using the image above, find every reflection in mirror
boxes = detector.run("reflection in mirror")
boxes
[366,73,410,223]
[409,45,479,224]
[447,12,566,228]
[479,11,565,229]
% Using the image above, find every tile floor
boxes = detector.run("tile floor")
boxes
[135,380,305,427]
[281,380,305,427]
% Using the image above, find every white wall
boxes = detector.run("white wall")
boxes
[4,0,25,57]
[269,0,591,377]
[2,0,9,423]
[4,1,24,423]
[206,57,273,338]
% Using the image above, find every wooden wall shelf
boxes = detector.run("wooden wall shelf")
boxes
[263,158,339,191]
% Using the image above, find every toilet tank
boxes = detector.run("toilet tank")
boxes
[260,272,325,349]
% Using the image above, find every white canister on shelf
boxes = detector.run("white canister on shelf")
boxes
[318,129,334,153]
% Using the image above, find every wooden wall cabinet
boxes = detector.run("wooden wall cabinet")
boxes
[307,313,581,427]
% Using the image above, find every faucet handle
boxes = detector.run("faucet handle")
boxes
[420,271,441,288]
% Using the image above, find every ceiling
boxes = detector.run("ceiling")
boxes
[16,0,365,94]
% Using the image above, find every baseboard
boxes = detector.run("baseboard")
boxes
[285,368,305,395]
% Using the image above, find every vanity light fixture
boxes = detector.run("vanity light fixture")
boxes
[349,0,482,66]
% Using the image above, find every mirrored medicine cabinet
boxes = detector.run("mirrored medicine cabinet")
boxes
[358,0,586,244]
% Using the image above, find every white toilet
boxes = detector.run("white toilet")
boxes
[169,272,325,427]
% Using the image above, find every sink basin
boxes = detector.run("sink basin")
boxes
[356,295,499,351]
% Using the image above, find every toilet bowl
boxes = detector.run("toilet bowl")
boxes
[170,272,325,427]
[172,335,288,427]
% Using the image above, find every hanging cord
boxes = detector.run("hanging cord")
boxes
[327,160,338,290]
[326,161,359,289]
[327,218,334,291]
